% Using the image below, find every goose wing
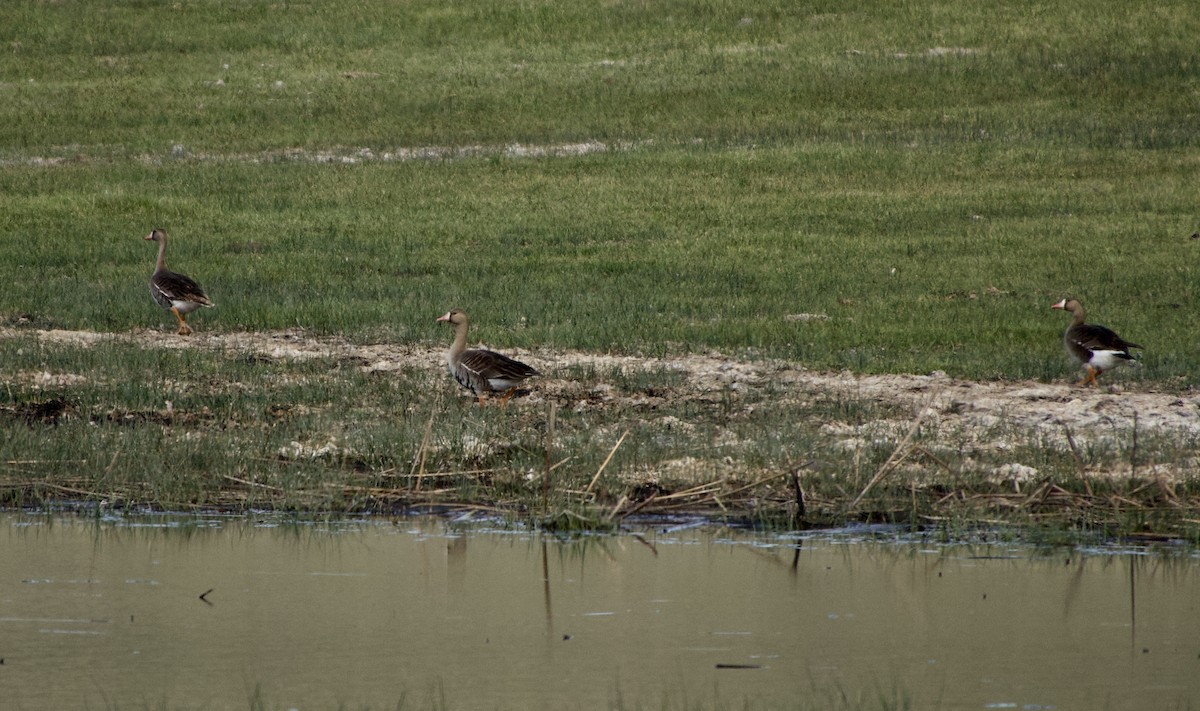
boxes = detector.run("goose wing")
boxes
[1068,324,1141,356]
[152,270,213,306]
[458,348,539,392]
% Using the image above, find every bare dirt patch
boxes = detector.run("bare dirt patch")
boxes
[4,141,632,169]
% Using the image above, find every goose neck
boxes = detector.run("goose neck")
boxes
[155,235,169,273]
[447,321,469,360]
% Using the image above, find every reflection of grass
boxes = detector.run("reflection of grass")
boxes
[608,679,913,711]
[2,336,1198,540]
[239,679,908,711]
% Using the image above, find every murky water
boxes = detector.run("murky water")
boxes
[2,515,1198,710]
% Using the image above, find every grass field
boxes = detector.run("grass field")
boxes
[1,0,1198,532]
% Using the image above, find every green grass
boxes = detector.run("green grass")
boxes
[3,1,1197,152]
[2,0,1198,379]
[1,0,1199,531]
[1,146,1196,381]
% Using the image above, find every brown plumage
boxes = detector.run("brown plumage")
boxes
[436,309,539,404]
[145,228,213,335]
[1051,298,1141,387]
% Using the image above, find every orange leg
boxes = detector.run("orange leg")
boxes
[499,388,519,406]
[1079,366,1100,387]
[171,307,193,336]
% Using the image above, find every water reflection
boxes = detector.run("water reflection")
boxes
[1,515,1198,710]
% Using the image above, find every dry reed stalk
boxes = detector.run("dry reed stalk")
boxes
[413,411,435,493]
[557,509,594,524]
[560,487,595,501]
[1155,474,1179,505]
[976,517,1015,527]
[653,483,723,500]
[1022,481,1051,506]
[1059,422,1092,495]
[1130,411,1139,480]
[365,480,414,494]
[543,402,556,506]
[442,503,509,514]
[223,474,284,491]
[604,493,628,521]
[395,468,498,479]
[720,471,791,499]
[852,443,862,488]
[406,390,441,492]
[1126,480,1155,496]
[850,400,933,509]
[1109,494,1145,509]
[1048,483,1074,498]
[344,485,452,500]
[988,497,1022,509]
[585,430,629,494]
[912,445,954,473]
[34,481,105,498]
[617,493,659,519]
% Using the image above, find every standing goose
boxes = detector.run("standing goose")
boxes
[436,309,539,404]
[145,228,213,335]
[1051,298,1142,387]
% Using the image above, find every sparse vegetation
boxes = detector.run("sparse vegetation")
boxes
[1,329,1197,540]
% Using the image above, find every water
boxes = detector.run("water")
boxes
[2,514,1199,710]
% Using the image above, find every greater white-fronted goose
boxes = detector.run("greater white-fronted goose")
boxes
[145,228,213,335]
[1052,298,1142,386]
[436,309,539,404]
